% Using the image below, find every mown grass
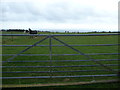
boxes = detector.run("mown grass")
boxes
[1,31,119,85]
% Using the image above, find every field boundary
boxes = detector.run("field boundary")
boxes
[1,79,119,88]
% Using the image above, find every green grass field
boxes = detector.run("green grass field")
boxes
[1,31,119,87]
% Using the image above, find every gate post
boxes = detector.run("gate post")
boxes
[49,34,53,78]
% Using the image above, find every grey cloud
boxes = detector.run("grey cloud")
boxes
[0,1,117,24]
[1,2,38,21]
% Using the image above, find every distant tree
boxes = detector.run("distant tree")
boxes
[102,31,105,33]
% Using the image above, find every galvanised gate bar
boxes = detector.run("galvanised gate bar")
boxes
[0,33,120,81]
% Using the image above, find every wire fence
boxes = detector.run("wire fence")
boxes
[1,33,120,84]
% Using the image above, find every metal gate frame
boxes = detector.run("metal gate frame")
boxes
[0,33,120,79]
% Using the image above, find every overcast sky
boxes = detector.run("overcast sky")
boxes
[0,0,119,32]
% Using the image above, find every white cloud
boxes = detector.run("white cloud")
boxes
[0,0,119,31]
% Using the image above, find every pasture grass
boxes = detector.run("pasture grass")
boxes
[1,31,119,85]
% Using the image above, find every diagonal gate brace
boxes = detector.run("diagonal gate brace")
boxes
[4,36,49,63]
[52,36,117,73]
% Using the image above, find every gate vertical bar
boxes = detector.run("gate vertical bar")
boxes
[49,34,52,78]
[11,32,13,41]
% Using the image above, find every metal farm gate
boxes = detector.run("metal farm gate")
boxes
[0,33,120,87]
